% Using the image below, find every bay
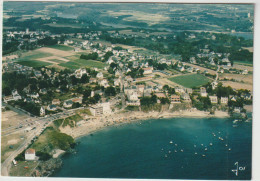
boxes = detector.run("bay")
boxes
[53,117,252,180]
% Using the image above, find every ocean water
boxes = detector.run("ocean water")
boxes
[53,117,252,180]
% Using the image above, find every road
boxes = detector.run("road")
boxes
[1,107,84,176]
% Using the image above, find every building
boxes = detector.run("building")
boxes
[154,92,166,99]
[221,97,229,104]
[25,148,36,160]
[209,96,218,104]
[181,93,191,102]
[96,72,103,79]
[143,67,153,75]
[63,100,73,108]
[89,102,111,116]
[170,95,181,103]
[74,68,87,79]
[47,104,57,111]
[52,99,61,105]
[40,107,45,116]
[200,87,208,97]
[126,92,140,106]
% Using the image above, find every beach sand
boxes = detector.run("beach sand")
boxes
[59,109,229,139]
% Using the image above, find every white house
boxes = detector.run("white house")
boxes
[221,97,228,104]
[200,87,208,97]
[74,68,87,79]
[209,95,218,104]
[96,72,103,79]
[25,148,36,160]
[40,107,45,116]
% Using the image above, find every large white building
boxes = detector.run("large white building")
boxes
[90,102,111,116]
[25,148,36,160]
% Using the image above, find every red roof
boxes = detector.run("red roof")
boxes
[25,148,35,154]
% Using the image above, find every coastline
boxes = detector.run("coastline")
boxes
[59,109,230,140]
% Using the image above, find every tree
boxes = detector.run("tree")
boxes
[80,74,90,83]
[105,86,116,96]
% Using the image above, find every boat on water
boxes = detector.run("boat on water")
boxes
[195,152,198,155]
[194,145,196,147]
[225,144,228,147]
[165,154,168,157]
[205,148,208,151]
[201,144,204,146]
[229,148,232,151]
[175,150,177,153]
[210,143,213,146]
[181,149,184,152]
[202,155,206,157]
[219,137,224,141]
[170,141,173,144]
[169,151,171,153]
[175,144,178,146]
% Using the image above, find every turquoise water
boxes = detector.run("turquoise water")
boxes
[53,117,252,180]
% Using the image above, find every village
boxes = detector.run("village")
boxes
[1,13,254,178]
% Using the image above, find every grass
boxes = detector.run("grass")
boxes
[16,60,52,68]
[9,160,39,177]
[49,59,66,64]
[20,51,53,60]
[30,127,74,152]
[234,61,253,66]
[73,59,106,69]
[59,61,81,69]
[59,59,106,69]
[48,45,74,51]
[168,73,211,88]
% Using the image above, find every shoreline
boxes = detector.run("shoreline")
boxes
[59,109,230,140]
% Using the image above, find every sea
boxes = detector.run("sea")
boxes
[52,117,252,180]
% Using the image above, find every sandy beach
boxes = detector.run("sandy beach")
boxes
[59,109,229,139]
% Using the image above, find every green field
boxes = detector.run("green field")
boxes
[168,73,211,88]
[48,45,74,51]
[20,51,53,60]
[17,60,52,68]
[59,59,105,69]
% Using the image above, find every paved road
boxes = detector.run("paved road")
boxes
[1,106,84,176]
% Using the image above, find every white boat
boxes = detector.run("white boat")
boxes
[202,155,206,157]
[229,148,232,151]
[175,150,177,153]
[194,145,196,147]
[225,144,228,147]
[210,143,213,146]
[170,141,173,144]
[201,144,204,146]
[195,152,198,155]
[181,149,184,152]
[175,144,178,146]
[169,151,171,153]
[165,154,168,157]
[205,148,208,151]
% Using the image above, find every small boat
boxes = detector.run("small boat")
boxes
[210,143,213,146]
[194,145,196,147]
[170,141,173,144]
[202,155,206,157]
[169,151,171,153]
[201,144,204,146]
[205,148,208,151]
[175,144,178,146]
[175,150,177,153]
[161,148,164,151]
[225,144,228,147]
[229,148,232,151]
[165,154,168,157]
[195,152,198,155]
[181,149,184,152]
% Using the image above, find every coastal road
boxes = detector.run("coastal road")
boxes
[1,107,85,176]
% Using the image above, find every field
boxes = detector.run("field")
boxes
[168,73,211,88]
[59,59,106,69]
[9,160,39,176]
[17,60,52,68]
[47,45,74,51]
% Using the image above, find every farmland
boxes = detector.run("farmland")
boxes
[17,60,52,68]
[47,45,74,51]
[168,73,211,88]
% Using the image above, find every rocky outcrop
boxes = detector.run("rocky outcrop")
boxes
[31,158,62,177]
